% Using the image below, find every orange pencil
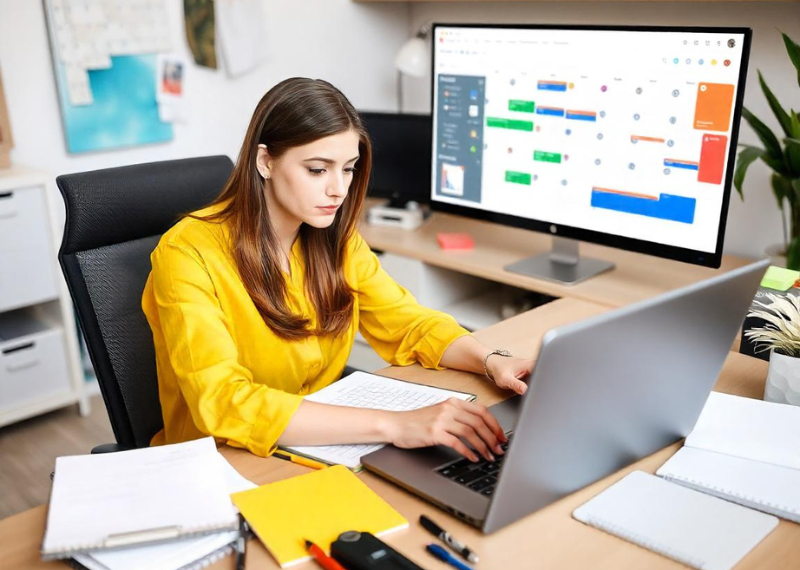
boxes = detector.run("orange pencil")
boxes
[305,540,348,570]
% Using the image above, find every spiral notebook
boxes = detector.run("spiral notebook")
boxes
[573,471,778,570]
[656,391,800,522]
[69,451,257,570]
[41,438,239,560]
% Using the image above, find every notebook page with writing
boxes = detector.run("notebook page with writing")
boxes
[282,371,476,469]
[657,447,800,523]
[685,392,800,469]
[42,438,238,559]
[573,471,778,570]
[71,452,258,570]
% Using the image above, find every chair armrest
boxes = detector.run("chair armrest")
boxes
[91,443,132,454]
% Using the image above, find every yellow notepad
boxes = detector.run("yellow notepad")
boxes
[231,465,408,567]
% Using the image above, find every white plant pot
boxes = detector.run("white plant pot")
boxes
[764,351,800,406]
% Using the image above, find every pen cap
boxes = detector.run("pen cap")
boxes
[419,515,443,536]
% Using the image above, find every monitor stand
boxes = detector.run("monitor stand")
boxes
[504,236,615,286]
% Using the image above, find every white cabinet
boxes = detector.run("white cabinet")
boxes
[0,165,88,427]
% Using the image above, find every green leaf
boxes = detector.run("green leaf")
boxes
[734,146,763,199]
[787,236,800,270]
[758,71,794,137]
[782,32,800,89]
[771,172,793,209]
[785,134,800,178]
[741,107,784,165]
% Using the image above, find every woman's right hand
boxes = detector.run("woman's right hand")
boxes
[384,398,507,462]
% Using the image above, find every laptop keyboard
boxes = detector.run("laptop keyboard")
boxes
[436,438,511,497]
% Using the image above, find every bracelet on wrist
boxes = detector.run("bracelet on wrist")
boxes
[483,349,512,381]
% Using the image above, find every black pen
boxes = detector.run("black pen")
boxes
[236,513,247,570]
[419,515,479,564]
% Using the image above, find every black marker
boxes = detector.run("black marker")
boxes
[419,515,479,564]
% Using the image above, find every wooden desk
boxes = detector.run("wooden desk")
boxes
[3,299,797,570]
[360,208,753,308]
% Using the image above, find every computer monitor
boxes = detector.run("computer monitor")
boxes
[360,111,432,207]
[431,24,752,284]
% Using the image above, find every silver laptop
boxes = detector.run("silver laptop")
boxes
[361,260,769,533]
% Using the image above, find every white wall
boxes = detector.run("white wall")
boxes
[0,0,409,178]
[405,2,800,260]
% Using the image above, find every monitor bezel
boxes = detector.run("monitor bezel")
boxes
[429,23,752,269]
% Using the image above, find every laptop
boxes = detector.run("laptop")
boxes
[361,260,769,533]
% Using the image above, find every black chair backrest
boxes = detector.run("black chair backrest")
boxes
[57,156,234,449]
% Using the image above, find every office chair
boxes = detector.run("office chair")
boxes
[56,156,234,452]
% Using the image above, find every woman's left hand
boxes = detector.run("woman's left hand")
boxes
[486,356,535,395]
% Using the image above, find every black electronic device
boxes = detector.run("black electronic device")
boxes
[330,531,425,570]
[359,111,432,208]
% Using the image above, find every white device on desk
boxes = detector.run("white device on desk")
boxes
[366,201,425,230]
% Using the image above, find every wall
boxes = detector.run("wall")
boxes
[0,0,409,178]
[404,2,800,260]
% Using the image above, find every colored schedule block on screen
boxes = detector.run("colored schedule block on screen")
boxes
[486,117,534,131]
[591,188,696,224]
[694,83,735,132]
[698,134,728,185]
[509,100,535,113]
[505,171,532,185]
[534,151,562,164]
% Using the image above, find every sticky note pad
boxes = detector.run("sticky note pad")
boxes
[760,266,800,291]
[694,83,735,132]
[437,232,475,251]
[231,466,407,568]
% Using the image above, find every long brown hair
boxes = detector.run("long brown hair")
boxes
[202,78,372,340]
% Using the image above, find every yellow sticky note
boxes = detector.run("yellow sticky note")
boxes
[231,465,408,567]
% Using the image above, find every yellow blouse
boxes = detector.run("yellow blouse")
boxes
[142,205,469,456]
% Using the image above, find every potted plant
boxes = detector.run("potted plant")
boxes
[744,292,800,405]
[735,32,800,268]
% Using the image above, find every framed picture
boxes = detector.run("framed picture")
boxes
[0,67,13,168]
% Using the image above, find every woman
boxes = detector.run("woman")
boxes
[142,77,534,463]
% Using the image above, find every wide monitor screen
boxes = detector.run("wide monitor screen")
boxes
[431,24,751,267]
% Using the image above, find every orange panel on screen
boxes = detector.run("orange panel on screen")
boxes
[698,134,728,185]
[694,83,735,132]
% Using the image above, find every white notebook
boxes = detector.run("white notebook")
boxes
[71,452,257,570]
[281,371,476,470]
[573,471,778,570]
[656,392,800,522]
[42,438,239,560]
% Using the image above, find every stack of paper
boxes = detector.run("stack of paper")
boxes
[41,438,255,570]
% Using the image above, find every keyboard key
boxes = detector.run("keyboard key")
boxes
[455,470,485,485]
[469,476,495,491]
[481,486,495,496]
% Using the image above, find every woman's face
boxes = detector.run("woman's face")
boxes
[258,129,361,232]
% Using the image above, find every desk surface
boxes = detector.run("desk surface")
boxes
[360,206,753,309]
[3,298,797,570]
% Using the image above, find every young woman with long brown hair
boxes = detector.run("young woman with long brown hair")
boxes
[143,77,534,463]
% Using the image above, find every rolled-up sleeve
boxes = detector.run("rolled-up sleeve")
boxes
[351,234,470,369]
[149,242,303,456]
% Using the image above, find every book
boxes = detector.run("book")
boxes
[41,438,239,560]
[656,391,800,522]
[231,465,408,568]
[69,452,257,570]
[573,471,778,570]
[281,371,476,470]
